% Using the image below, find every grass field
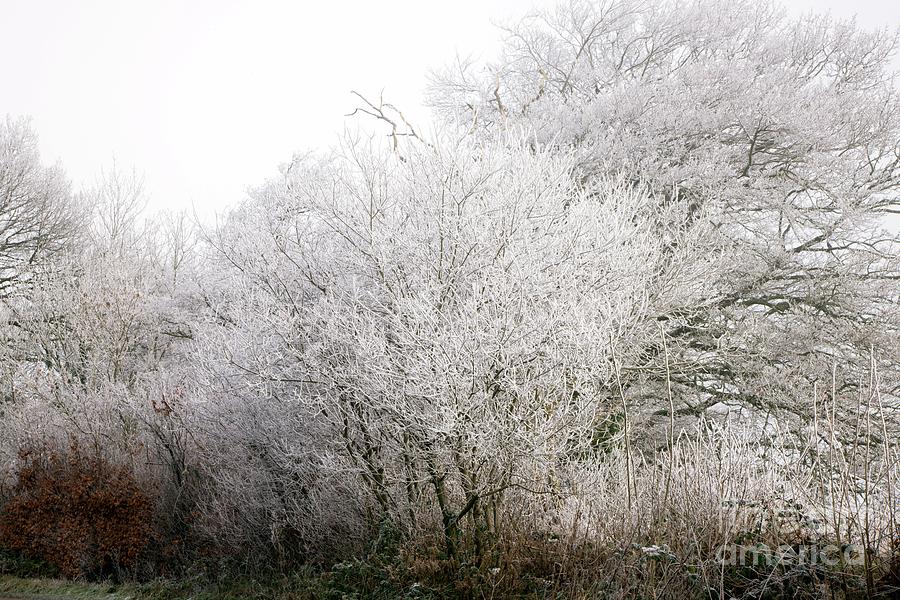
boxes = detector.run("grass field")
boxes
[0,576,138,600]
[0,575,312,600]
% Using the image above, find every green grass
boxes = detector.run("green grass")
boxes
[0,576,139,599]
[0,575,297,600]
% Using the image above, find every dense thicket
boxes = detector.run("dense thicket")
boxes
[0,1,898,598]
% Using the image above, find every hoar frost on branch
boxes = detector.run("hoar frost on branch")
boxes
[0,118,83,297]
[427,0,900,433]
[198,131,718,557]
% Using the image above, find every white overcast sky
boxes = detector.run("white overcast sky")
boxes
[1,0,898,217]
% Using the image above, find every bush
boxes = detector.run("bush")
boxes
[0,547,59,579]
[0,443,153,579]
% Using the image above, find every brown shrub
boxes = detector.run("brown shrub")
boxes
[0,443,153,579]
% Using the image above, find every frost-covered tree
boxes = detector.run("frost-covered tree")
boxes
[428,0,900,425]
[196,131,719,559]
[0,117,83,297]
